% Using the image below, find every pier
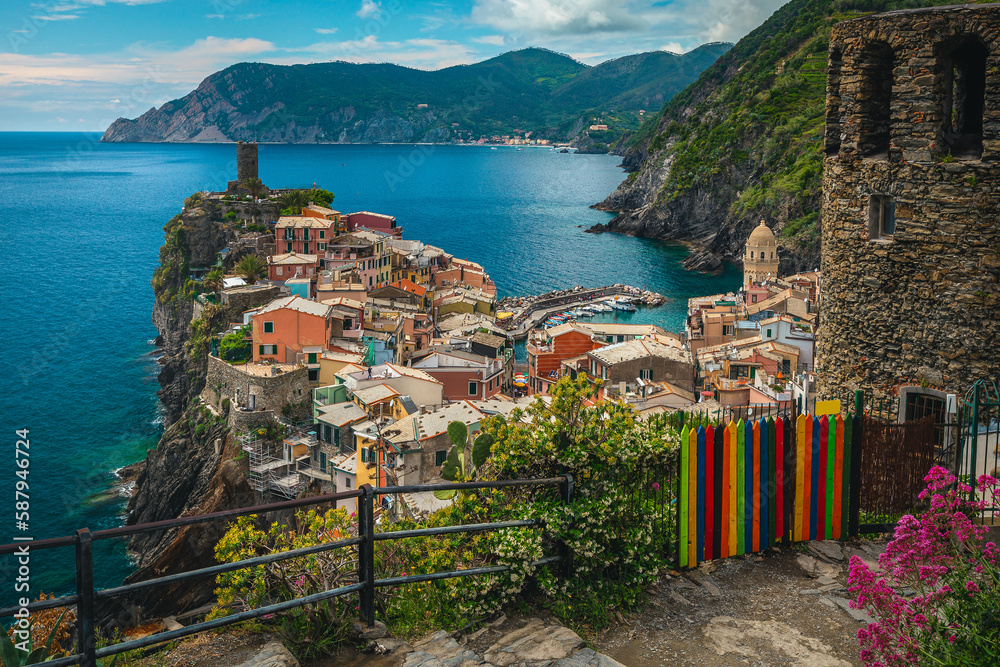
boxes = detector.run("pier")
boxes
[498,284,667,339]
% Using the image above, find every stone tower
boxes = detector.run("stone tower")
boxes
[743,220,780,288]
[818,4,1000,400]
[236,141,259,183]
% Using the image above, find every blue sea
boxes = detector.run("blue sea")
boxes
[0,133,740,604]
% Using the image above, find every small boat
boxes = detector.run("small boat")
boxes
[490,147,498,150]
[590,303,612,313]
[572,308,593,317]
[610,299,636,312]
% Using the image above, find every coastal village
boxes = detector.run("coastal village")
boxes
[197,143,822,515]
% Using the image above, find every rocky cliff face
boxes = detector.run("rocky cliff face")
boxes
[109,194,281,624]
[593,0,829,274]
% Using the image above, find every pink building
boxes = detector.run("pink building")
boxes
[344,211,401,236]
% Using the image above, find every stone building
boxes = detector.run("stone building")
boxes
[818,4,1000,404]
[743,220,780,288]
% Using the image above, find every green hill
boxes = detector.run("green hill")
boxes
[597,0,992,270]
[101,45,731,146]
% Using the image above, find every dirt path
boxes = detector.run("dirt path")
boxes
[593,540,886,667]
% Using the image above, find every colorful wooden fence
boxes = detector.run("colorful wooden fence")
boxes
[678,412,858,568]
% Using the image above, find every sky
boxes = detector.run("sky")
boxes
[0,0,788,131]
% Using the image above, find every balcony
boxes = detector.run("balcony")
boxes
[341,327,364,339]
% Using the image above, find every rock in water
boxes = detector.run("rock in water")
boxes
[682,249,724,274]
[584,223,607,234]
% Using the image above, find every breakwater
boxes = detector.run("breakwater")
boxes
[499,284,667,339]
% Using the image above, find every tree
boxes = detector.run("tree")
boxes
[242,177,267,200]
[279,187,335,215]
[235,254,267,283]
[202,266,224,293]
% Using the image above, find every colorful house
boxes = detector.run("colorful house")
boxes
[252,296,336,378]
[526,323,602,395]
[267,252,319,282]
[275,216,336,256]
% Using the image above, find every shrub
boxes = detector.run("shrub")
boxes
[849,466,1000,666]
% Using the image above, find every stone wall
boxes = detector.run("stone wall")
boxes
[236,142,259,182]
[818,4,1000,399]
[204,355,310,419]
[221,284,281,314]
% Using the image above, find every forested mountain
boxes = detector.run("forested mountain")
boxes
[101,44,731,147]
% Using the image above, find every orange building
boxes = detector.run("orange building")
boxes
[252,296,337,377]
[526,323,603,395]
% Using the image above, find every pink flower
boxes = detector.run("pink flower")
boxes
[652,482,660,491]
[966,581,979,594]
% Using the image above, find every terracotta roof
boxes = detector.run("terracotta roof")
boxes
[589,339,691,365]
[257,295,331,318]
[352,383,400,405]
[543,322,595,339]
[275,216,334,229]
[470,331,506,349]
[389,279,427,297]
[317,401,368,427]
[269,252,318,265]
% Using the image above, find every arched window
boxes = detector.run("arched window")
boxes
[770,252,774,259]
[750,251,754,259]
[826,48,843,156]
[939,37,987,159]
[857,42,894,158]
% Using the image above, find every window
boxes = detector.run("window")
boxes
[263,321,274,333]
[303,242,310,254]
[722,325,734,336]
[303,230,310,241]
[752,295,758,304]
[259,344,277,355]
[857,42,894,157]
[319,230,325,239]
[488,378,493,391]
[276,267,283,276]
[749,251,754,259]
[318,243,327,250]
[286,242,293,253]
[639,369,652,381]
[307,353,317,364]
[766,328,773,338]
[345,477,351,489]
[469,381,477,396]
[319,451,327,472]
[869,195,896,240]
[435,450,447,466]
[939,37,987,159]
[308,368,318,382]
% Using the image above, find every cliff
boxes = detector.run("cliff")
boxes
[101,46,730,149]
[109,194,280,624]
[595,0,977,272]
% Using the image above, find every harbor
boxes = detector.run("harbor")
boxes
[497,284,668,340]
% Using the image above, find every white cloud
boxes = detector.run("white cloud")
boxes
[315,27,339,35]
[471,35,506,46]
[661,42,685,54]
[31,14,82,21]
[698,0,786,43]
[471,0,641,35]
[357,0,381,19]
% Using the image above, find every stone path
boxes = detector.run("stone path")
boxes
[594,539,888,666]
[319,616,625,667]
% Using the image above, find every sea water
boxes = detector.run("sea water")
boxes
[0,133,740,601]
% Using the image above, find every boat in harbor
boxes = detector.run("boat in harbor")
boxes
[610,298,636,312]
[589,303,613,313]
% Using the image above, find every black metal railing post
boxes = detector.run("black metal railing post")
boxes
[75,528,96,667]
[357,484,376,627]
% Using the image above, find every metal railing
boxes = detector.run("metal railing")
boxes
[0,476,569,667]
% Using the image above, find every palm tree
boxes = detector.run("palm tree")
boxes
[235,254,267,284]
[202,267,224,293]
[242,177,266,200]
